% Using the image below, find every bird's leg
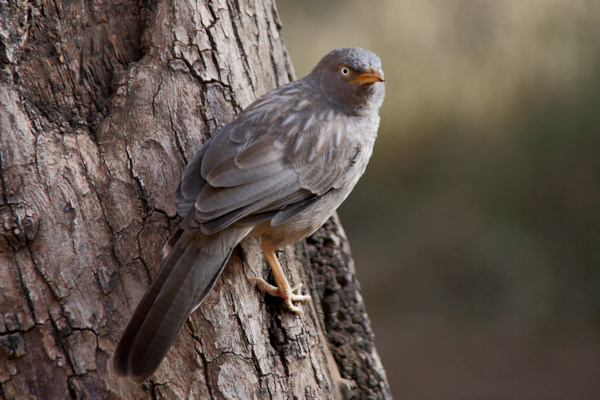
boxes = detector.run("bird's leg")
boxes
[250,240,311,314]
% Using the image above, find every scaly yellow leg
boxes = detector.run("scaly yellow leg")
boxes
[250,239,311,314]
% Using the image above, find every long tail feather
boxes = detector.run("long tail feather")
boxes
[113,231,239,382]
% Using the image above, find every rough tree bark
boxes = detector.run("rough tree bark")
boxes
[0,0,392,399]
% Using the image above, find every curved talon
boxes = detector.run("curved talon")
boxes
[284,299,304,315]
[250,277,311,314]
[254,240,314,315]
[249,277,279,296]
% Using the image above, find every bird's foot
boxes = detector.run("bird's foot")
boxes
[250,278,311,315]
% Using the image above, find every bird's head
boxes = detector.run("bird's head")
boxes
[309,47,385,116]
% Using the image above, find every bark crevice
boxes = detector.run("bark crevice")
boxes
[0,1,391,398]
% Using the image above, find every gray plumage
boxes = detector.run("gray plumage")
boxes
[113,47,385,382]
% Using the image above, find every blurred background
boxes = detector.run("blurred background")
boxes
[276,0,600,398]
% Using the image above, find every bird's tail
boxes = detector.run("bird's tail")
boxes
[113,229,244,382]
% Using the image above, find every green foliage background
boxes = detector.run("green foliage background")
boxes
[277,0,600,398]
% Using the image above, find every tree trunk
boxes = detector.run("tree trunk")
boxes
[0,0,392,399]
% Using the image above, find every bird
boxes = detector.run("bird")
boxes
[113,47,385,382]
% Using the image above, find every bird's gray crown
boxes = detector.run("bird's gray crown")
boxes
[313,47,382,73]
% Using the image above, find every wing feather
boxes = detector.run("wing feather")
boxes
[176,79,362,233]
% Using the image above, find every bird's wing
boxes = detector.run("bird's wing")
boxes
[176,82,361,234]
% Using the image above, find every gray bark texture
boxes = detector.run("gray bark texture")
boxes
[0,0,392,399]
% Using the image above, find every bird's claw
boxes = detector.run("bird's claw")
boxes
[250,277,311,315]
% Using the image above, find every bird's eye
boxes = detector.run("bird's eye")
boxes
[339,67,351,77]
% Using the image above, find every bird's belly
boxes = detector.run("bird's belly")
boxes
[253,185,354,250]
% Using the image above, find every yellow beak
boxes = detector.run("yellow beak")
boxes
[350,66,385,86]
